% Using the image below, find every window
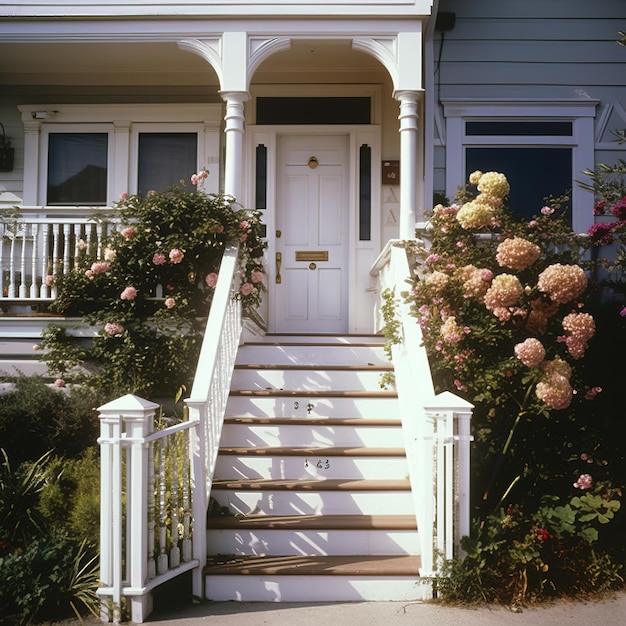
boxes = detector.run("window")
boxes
[137,133,197,195]
[443,101,598,233]
[47,133,108,205]
[20,104,222,206]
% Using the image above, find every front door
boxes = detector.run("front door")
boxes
[273,134,350,333]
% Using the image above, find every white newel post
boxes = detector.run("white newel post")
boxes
[423,392,474,566]
[98,394,159,624]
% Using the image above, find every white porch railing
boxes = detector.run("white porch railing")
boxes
[96,244,243,624]
[370,239,474,576]
[0,206,117,304]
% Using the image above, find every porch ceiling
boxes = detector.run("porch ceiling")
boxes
[0,39,384,89]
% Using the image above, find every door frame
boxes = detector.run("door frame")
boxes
[245,124,382,334]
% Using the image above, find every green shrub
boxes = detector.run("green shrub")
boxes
[0,534,99,625]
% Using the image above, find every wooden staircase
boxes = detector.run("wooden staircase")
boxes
[203,334,430,602]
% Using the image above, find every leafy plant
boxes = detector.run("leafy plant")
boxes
[40,171,267,397]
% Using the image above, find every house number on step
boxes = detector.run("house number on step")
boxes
[304,459,330,469]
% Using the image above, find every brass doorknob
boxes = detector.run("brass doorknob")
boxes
[309,262,317,270]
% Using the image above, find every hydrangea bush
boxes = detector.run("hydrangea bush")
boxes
[40,171,267,398]
[399,170,624,603]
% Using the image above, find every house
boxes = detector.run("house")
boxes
[1,0,625,621]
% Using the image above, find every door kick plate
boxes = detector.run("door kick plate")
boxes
[295,251,328,262]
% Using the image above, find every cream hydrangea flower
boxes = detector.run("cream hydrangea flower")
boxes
[425,270,450,292]
[476,171,510,199]
[456,199,496,229]
[484,273,524,310]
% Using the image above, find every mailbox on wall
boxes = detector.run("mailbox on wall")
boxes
[382,160,399,185]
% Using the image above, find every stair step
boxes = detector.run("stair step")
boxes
[212,478,410,490]
[230,389,396,398]
[235,345,389,367]
[247,334,386,346]
[204,554,421,576]
[214,454,408,480]
[208,514,416,530]
[224,417,401,426]
[217,446,406,457]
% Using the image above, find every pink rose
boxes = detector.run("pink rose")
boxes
[205,273,218,288]
[250,269,264,284]
[45,274,55,287]
[152,253,167,265]
[169,248,184,264]
[121,227,135,240]
[191,174,199,185]
[90,261,109,274]
[33,344,42,351]
[54,378,65,388]
[104,322,125,336]
[120,286,137,301]
[120,192,128,200]
[85,270,94,279]
[240,282,254,296]
[164,297,176,309]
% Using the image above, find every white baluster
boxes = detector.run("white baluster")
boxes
[62,223,71,274]
[157,441,169,575]
[8,230,17,298]
[147,441,156,580]
[30,223,39,298]
[169,433,180,569]
[40,224,50,298]
[181,437,192,563]
[18,224,27,298]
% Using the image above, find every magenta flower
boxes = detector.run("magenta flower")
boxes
[120,286,137,301]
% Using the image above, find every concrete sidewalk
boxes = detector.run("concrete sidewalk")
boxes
[134,593,626,626]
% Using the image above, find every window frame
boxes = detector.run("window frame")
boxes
[442,100,599,233]
[19,104,223,206]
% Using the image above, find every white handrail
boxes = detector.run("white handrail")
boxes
[185,243,242,601]
[370,239,473,577]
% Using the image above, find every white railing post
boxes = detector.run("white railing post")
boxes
[423,392,474,564]
[97,394,159,624]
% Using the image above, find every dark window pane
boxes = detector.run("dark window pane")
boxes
[466,121,573,136]
[255,144,267,210]
[138,133,197,195]
[47,133,108,205]
[359,144,372,240]
[257,97,371,125]
[466,147,572,223]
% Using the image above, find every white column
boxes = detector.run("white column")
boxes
[220,91,249,201]
[395,90,421,239]
[21,118,41,205]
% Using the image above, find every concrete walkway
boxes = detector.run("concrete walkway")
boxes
[57,592,626,626]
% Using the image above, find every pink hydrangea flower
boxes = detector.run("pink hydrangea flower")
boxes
[164,297,176,309]
[169,248,184,264]
[120,286,137,301]
[537,264,587,304]
[152,253,167,265]
[496,237,541,271]
[205,273,218,288]
[514,338,546,368]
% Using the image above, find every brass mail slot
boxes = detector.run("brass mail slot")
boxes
[295,250,329,262]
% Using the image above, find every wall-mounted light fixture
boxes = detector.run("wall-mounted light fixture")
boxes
[0,122,14,172]
[31,111,51,119]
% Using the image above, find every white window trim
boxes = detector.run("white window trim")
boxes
[442,100,599,234]
[18,103,223,206]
